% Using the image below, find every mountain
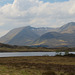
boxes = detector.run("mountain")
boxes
[0,27,24,43]
[0,22,75,47]
[32,22,75,47]
[32,32,75,48]
[7,26,39,46]
[31,27,57,36]
[59,22,75,33]
[0,26,56,46]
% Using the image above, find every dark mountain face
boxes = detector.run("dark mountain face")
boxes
[0,27,24,43]
[39,32,62,40]
[33,32,75,48]
[32,32,75,48]
[7,26,39,46]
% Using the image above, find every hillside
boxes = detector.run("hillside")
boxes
[32,31,75,48]
[0,22,75,47]
[7,26,40,46]
[0,26,56,46]
[0,43,14,48]
[59,22,75,33]
[32,22,75,47]
[0,27,24,43]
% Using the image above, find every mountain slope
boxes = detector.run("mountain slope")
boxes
[0,22,75,47]
[34,22,75,47]
[32,31,75,48]
[32,32,67,47]
[0,26,56,46]
[0,27,24,43]
[32,27,57,36]
[59,22,75,33]
[7,26,39,46]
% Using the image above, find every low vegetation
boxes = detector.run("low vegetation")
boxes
[0,56,75,75]
[0,43,75,52]
[0,43,75,75]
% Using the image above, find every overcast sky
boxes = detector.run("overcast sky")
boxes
[0,0,75,37]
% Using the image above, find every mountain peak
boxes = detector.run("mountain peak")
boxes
[59,22,75,33]
[68,22,75,24]
[24,26,32,28]
[67,22,75,26]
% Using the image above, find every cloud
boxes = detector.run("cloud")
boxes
[0,0,75,36]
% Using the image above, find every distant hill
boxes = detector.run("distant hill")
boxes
[0,43,33,49]
[0,43,14,48]
[0,26,56,46]
[59,22,75,33]
[32,22,75,47]
[32,32,75,47]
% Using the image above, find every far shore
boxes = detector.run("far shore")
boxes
[0,47,75,52]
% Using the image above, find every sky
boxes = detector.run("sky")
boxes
[0,0,14,6]
[0,0,69,6]
[0,0,75,37]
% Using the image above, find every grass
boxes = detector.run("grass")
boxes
[0,47,75,52]
[0,47,56,52]
[0,43,75,52]
[0,56,75,75]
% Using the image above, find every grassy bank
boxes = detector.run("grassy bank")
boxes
[0,43,75,52]
[0,56,75,75]
[0,47,75,52]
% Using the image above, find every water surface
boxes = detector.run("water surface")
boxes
[0,52,75,57]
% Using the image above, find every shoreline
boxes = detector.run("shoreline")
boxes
[0,50,60,52]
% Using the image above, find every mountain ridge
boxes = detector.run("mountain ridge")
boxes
[0,22,75,47]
